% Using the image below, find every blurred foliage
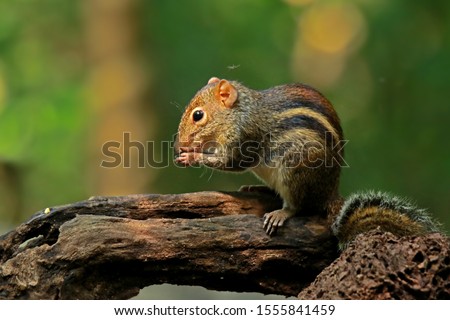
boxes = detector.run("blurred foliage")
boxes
[0,0,87,230]
[0,0,449,236]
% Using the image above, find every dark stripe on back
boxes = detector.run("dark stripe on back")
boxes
[261,84,343,138]
[277,115,329,136]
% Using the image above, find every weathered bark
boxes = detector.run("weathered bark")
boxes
[0,191,337,299]
[298,230,450,299]
[1,191,448,300]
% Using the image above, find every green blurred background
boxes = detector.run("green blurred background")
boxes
[0,0,449,298]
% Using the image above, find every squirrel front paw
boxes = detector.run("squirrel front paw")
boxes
[175,147,203,167]
[263,208,295,235]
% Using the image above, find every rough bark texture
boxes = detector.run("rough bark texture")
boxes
[298,230,450,299]
[0,191,448,300]
[0,191,337,299]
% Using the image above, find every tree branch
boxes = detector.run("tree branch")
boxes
[298,230,450,299]
[1,191,448,300]
[0,191,337,299]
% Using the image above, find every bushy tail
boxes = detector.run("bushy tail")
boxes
[332,191,441,250]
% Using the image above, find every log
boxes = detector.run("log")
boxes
[1,191,448,300]
[0,191,337,299]
[298,230,450,299]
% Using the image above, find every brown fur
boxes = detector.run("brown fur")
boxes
[175,78,344,234]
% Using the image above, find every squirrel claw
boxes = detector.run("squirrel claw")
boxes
[263,209,294,235]
[175,153,191,166]
[175,150,203,167]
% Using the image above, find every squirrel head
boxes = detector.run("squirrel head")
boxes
[174,77,239,155]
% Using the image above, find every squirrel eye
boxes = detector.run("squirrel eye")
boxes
[190,107,207,125]
[192,109,204,122]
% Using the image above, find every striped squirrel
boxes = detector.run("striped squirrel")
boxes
[174,77,440,248]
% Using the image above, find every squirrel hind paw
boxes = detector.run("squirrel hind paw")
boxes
[239,185,277,195]
[263,209,295,235]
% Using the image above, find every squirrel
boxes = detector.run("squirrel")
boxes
[174,77,441,248]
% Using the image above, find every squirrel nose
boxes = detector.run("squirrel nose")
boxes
[173,133,189,155]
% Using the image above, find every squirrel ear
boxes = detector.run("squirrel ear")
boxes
[216,80,238,108]
[207,77,220,84]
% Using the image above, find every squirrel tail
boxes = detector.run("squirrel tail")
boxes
[331,191,441,250]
